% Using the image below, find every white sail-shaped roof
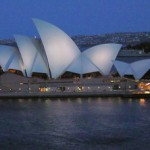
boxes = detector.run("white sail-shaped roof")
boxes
[67,55,82,74]
[113,60,131,77]
[67,54,98,74]
[113,59,150,80]
[82,55,99,74]
[0,45,25,74]
[84,44,121,76]
[33,18,80,79]
[30,38,49,69]
[131,59,150,80]
[83,44,122,76]
[14,35,50,77]
[125,67,135,75]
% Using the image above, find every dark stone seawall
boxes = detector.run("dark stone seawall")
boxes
[0,92,149,99]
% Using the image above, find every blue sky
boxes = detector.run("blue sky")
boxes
[0,0,150,38]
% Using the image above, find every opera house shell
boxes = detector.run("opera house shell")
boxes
[0,18,149,80]
[114,59,150,80]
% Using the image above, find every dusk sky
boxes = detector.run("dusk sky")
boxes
[0,0,150,38]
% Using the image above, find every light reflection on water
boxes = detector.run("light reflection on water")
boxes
[0,97,150,150]
[77,98,82,104]
[139,98,146,107]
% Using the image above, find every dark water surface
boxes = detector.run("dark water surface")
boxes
[0,97,150,150]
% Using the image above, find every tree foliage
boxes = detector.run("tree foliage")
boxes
[125,42,150,53]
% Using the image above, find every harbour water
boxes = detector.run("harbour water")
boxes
[0,97,150,150]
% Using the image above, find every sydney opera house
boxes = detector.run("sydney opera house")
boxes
[0,19,149,96]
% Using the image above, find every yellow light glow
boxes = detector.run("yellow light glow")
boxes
[39,87,46,92]
[138,82,150,91]
[144,91,150,94]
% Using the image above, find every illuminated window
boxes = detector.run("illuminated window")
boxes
[77,86,84,92]
[39,87,46,92]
